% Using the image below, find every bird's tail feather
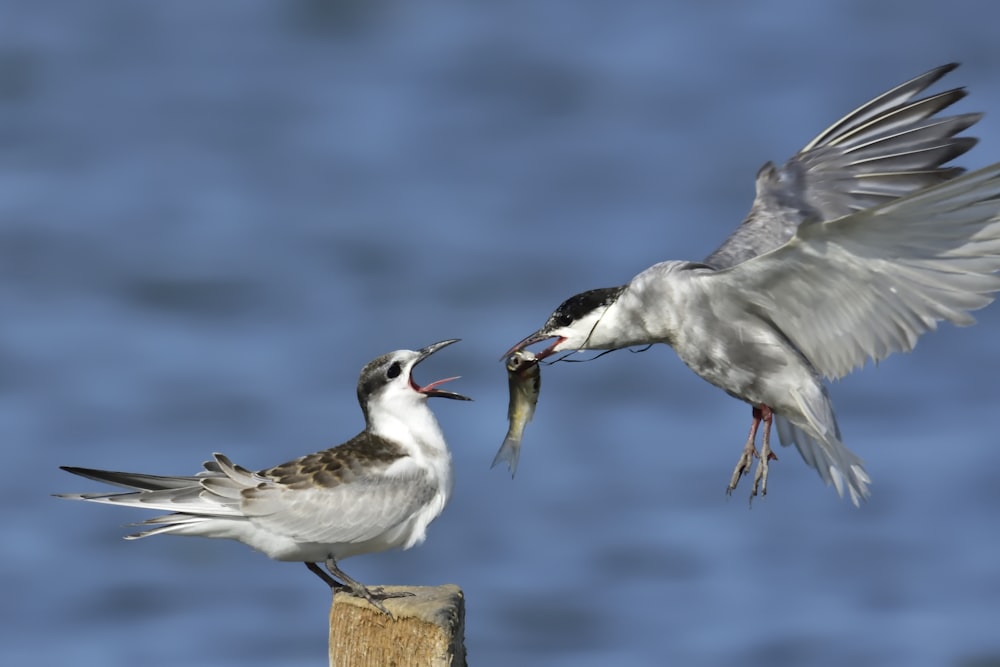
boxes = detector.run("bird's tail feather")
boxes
[56,456,247,517]
[775,389,871,506]
[58,466,201,491]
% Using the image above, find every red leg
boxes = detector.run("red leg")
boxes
[727,406,763,495]
[751,404,778,501]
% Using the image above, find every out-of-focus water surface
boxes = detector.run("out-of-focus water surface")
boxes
[5,2,1000,666]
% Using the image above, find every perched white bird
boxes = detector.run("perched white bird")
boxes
[58,339,470,614]
[506,64,1000,505]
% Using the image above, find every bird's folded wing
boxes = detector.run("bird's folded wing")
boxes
[716,161,1000,380]
[239,468,437,545]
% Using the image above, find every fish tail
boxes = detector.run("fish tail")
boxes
[490,437,521,477]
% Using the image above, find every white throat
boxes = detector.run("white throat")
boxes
[367,393,446,455]
[369,384,452,478]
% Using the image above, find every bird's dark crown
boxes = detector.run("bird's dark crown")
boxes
[545,286,625,330]
[357,352,404,403]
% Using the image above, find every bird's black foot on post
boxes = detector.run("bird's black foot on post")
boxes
[358,587,417,616]
[306,561,348,590]
[322,557,414,617]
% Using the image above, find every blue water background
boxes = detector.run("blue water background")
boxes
[4,2,1000,665]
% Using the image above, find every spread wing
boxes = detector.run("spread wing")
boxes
[713,161,1000,380]
[706,63,980,269]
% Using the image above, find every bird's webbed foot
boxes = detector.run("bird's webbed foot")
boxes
[727,405,777,505]
[749,405,777,505]
[727,407,763,497]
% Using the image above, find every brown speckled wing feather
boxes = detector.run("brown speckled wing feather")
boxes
[237,433,437,545]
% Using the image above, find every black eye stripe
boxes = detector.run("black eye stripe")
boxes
[387,361,402,379]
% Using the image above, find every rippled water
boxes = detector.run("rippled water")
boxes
[5,2,1000,666]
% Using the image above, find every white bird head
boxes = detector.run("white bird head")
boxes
[505,286,627,360]
[358,339,471,423]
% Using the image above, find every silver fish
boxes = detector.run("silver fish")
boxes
[491,350,541,476]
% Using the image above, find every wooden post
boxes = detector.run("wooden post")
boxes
[328,585,467,667]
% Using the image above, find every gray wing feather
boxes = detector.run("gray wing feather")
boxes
[61,445,436,545]
[57,456,245,517]
[239,470,436,545]
[58,466,205,491]
[706,63,980,269]
[722,161,1000,381]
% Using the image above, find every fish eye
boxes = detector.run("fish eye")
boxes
[387,361,402,379]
